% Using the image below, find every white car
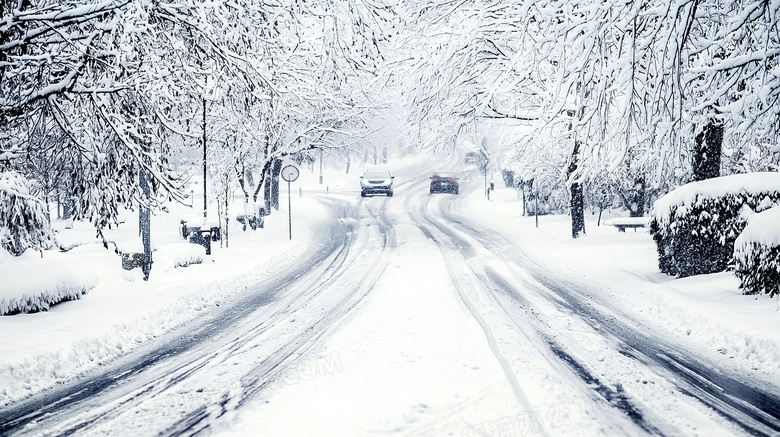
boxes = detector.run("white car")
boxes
[360,169,394,197]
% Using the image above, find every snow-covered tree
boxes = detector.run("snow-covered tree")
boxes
[0,171,56,256]
[200,0,396,224]
[396,0,780,240]
[1,0,397,255]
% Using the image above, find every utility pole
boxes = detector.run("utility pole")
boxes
[202,98,207,225]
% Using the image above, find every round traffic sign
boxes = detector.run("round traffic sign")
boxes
[281,165,300,182]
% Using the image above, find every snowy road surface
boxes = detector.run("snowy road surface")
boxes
[1,164,779,436]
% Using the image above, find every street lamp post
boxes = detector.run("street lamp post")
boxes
[202,98,207,224]
[202,75,220,226]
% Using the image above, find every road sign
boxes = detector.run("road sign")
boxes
[281,165,299,239]
[281,165,299,183]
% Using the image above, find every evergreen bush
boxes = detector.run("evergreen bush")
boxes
[0,171,56,255]
[649,173,780,278]
[734,206,780,296]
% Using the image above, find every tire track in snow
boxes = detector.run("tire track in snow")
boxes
[0,199,360,436]
[0,197,396,437]
[163,196,399,436]
[437,196,780,437]
[403,191,546,435]
[476,261,664,436]
[410,190,661,435]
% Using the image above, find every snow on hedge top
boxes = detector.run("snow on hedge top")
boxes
[0,259,98,303]
[652,172,780,223]
[735,205,780,248]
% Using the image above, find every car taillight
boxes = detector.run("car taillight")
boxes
[449,178,457,183]
[432,178,439,183]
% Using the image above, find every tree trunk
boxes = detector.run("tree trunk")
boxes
[521,179,533,216]
[692,120,723,182]
[628,176,646,217]
[224,181,229,249]
[271,159,282,211]
[139,168,152,281]
[568,141,585,238]
[263,164,272,215]
[245,167,254,189]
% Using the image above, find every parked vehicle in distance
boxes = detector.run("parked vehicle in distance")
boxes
[360,169,394,197]
[464,151,477,164]
[430,172,459,194]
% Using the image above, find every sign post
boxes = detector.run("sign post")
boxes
[281,165,300,240]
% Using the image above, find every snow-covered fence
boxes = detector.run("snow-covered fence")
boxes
[0,260,98,315]
[734,206,780,297]
[649,173,780,278]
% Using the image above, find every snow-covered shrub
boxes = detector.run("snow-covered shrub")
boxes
[155,243,206,268]
[734,206,780,296]
[0,260,98,315]
[650,172,780,278]
[0,171,56,255]
[116,237,142,270]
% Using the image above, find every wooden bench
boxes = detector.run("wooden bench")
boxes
[604,217,650,232]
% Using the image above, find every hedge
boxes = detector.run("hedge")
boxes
[734,206,780,296]
[649,173,780,278]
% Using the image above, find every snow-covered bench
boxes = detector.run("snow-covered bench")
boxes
[604,217,650,232]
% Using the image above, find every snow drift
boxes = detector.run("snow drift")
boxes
[155,243,206,269]
[0,259,98,315]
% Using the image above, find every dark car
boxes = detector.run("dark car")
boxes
[430,172,459,194]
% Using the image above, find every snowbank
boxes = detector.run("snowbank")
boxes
[155,243,206,268]
[0,260,98,315]
[117,237,145,254]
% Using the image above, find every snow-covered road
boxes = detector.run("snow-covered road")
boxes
[1,161,779,436]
